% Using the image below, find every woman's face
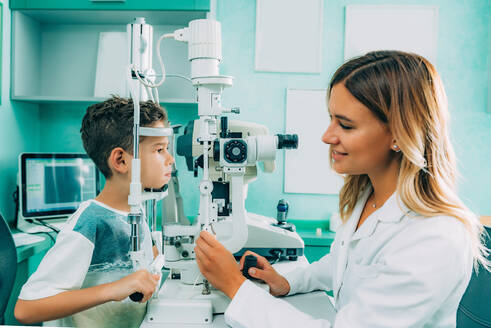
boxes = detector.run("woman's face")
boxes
[322,83,395,176]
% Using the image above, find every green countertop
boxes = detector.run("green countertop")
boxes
[12,229,54,264]
[290,219,336,247]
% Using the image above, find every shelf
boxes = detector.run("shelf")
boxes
[11,96,198,108]
[10,0,210,12]
[11,10,202,104]
[12,9,208,25]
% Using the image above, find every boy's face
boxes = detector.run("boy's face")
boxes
[139,121,175,189]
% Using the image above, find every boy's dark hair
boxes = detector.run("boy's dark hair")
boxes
[81,96,168,178]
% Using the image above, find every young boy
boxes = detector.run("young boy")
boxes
[14,96,175,327]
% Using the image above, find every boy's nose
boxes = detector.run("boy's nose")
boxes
[166,154,175,166]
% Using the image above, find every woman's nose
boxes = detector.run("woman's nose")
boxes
[321,125,338,145]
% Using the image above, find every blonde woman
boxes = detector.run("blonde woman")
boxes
[194,51,490,327]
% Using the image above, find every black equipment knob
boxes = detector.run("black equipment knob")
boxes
[274,199,295,232]
[220,117,228,138]
[242,255,258,279]
[130,292,143,302]
[276,199,289,224]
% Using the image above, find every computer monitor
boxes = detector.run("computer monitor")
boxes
[17,153,100,233]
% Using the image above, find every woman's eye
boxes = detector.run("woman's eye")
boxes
[340,122,353,130]
[157,148,164,153]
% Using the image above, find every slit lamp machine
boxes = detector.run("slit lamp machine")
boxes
[124,17,304,326]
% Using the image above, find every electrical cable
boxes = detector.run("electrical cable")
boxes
[25,221,56,245]
[134,33,175,89]
[145,74,192,83]
[33,219,60,234]
[145,85,155,102]
[268,250,282,265]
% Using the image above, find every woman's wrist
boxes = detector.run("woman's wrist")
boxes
[280,276,291,296]
[224,274,247,299]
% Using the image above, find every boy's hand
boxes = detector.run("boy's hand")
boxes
[108,269,160,303]
[239,251,291,297]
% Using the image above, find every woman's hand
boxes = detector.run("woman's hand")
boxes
[195,231,246,299]
[239,251,291,297]
[108,269,160,303]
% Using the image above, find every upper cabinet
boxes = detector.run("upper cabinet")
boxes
[10,1,210,105]
[10,0,209,11]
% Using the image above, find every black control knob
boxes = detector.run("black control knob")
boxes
[276,199,289,224]
[130,292,143,302]
[242,255,258,280]
[220,117,228,138]
[274,199,295,232]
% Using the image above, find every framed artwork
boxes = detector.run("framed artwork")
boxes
[255,0,323,73]
[284,89,344,194]
[345,5,438,64]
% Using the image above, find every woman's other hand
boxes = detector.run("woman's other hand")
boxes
[239,251,291,297]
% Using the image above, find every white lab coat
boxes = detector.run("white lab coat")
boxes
[225,187,473,328]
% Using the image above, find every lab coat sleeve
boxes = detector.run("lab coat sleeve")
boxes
[283,251,335,296]
[18,229,94,300]
[334,220,472,328]
[225,280,332,328]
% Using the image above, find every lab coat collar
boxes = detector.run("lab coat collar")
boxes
[351,187,411,241]
[377,191,411,222]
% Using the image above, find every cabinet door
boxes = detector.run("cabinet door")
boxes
[10,0,210,11]
[304,245,330,263]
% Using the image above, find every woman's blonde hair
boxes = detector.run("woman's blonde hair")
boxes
[329,50,489,270]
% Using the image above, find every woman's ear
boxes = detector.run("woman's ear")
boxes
[391,139,401,152]
[108,147,130,175]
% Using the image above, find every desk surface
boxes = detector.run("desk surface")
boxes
[12,230,54,263]
[142,257,336,327]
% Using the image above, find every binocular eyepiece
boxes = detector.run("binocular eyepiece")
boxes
[276,134,298,150]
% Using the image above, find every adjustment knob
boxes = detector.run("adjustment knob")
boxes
[224,139,247,164]
[276,199,289,224]
[242,255,258,280]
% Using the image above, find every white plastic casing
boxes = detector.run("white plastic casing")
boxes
[127,17,153,101]
[188,19,222,78]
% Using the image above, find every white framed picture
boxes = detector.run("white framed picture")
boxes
[284,89,344,194]
[344,5,438,64]
[255,0,323,73]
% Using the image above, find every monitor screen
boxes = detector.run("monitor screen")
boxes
[21,153,100,218]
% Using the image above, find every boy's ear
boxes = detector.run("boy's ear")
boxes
[108,147,130,175]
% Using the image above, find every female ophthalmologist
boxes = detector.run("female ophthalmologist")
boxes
[194,51,490,328]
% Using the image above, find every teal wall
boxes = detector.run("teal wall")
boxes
[1,0,490,224]
[215,0,491,219]
[0,0,41,223]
